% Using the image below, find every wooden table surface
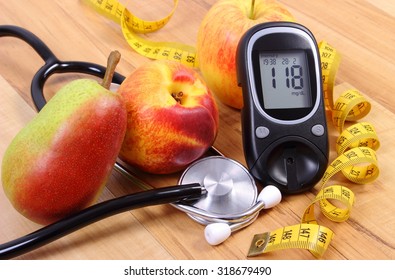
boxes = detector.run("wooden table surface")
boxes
[0,0,394,260]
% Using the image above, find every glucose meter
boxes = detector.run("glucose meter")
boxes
[237,22,329,194]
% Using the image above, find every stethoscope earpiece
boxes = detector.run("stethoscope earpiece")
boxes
[257,185,282,208]
[204,223,231,246]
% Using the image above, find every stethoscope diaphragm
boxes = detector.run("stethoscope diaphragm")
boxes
[176,156,257,221]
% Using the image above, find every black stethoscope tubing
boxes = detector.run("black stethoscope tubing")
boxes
[0,25,206,259]
[0,25,126,111]
[0,184,202,260]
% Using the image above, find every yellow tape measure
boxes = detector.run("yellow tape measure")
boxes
[82,0,198,68]
[248,223,334,258]
[248,42,380,258]
[319,41,341,111]
[332,89,372,133]
[83,1,381,258]
[248,148,379,258]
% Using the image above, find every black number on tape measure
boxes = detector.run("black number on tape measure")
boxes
[366,167,375,176]
[349,127,361,135]
[105,3,113,11]
[363,123,374,132]
[116,8,122,17]
[342,189,351,199]
[330,210,342,217]
[324,187,334,193]
[300,227,311,239]
[282,230,293,240]
[186,55,195,63]
[269,233,277,244]
[317,231,328,244]
[174,52,182,60]
[362,148,373,157]
[346,151,358,159]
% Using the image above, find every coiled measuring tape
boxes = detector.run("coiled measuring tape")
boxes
[248,42,380,258]
[83,2,381,258]
[82,0,198,68]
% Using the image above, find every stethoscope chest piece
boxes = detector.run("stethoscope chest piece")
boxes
[173,156,282,246]
[176,156,257,224]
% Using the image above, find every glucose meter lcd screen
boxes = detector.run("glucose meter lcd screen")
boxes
[259,50,312,109]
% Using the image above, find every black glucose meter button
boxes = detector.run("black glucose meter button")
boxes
[250,136,328,194]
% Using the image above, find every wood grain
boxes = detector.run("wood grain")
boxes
[0,0,394,260]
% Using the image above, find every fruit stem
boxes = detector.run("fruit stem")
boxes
[171,91,184,104]
[101,50,121,90]
[249,0,255,19]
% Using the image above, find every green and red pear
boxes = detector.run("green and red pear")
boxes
[1,51,127,225]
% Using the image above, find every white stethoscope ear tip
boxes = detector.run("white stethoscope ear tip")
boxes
[204,185,282,246]
[258,185,282,209]
[204,223,231,246]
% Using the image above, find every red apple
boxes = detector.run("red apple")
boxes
[117,60,219,174]
[197,0,295,109]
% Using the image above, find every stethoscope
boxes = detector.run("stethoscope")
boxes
[0,25,282,259]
